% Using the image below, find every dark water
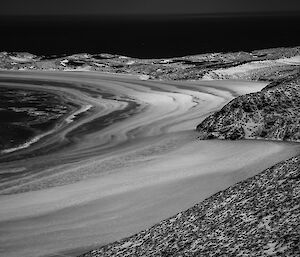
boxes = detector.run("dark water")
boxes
[0,86,70,153]
[0,14,300,58]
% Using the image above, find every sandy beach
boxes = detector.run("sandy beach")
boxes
[0,71,299,257]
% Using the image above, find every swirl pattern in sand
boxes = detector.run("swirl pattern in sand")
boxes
[0,71,299,257]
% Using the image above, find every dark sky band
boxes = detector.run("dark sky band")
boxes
[1,0,300,16]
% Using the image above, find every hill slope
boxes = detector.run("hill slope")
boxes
[197,73,300,141]
[81,155,300,257]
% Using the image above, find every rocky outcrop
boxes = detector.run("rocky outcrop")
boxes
[81,156,300,257]
[197,71,300,141]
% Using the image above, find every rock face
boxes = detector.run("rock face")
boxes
[197,72,300,141]
[81,156,300,257]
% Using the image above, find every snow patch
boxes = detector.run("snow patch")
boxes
[139,75,150,80]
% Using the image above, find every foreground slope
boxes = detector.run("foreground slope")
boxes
[81,155,300,257]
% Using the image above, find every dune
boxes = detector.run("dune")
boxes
[202,55,300,80]
[0,71,299,257]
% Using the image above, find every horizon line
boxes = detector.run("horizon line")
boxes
[1,11,300,18]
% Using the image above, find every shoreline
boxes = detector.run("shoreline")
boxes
[0,74,142,163]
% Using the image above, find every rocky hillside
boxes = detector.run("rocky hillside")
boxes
[197,70,300,141]
[81,155,300,257]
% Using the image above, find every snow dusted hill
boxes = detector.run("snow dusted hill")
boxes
[197,73,300,141]
[1,47,300,81]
